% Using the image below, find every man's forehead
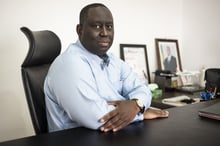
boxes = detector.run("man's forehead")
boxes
[87,6,113,20]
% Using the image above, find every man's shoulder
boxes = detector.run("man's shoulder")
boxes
[61,43,89,61]
[48,44,90,73]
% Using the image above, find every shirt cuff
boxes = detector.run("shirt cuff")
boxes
[132,113,144,122]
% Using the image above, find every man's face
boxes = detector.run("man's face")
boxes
[77,7,114,56]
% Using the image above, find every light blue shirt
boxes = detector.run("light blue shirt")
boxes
[44,40,152,132]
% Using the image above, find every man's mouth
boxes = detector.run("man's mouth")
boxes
[98,41,110,47]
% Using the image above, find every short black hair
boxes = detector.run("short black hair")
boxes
[79,3,108,24]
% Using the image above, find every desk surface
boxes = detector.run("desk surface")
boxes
[1,99,220,146]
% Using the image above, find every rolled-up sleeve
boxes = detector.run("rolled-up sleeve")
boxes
[120,61,152,121]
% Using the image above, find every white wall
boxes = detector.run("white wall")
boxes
[0,0,219,142]
[181,0,220,70]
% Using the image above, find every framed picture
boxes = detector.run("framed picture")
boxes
[120,44,151,83]
[155,38,182,73]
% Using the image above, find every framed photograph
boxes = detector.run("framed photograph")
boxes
[120,44,151,83]
[155,38,182,73]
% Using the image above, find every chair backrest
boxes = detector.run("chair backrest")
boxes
[20,27,61,135]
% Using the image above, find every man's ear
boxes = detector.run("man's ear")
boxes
[76,24,82,36]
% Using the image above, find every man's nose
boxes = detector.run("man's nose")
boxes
[100,26,108,36]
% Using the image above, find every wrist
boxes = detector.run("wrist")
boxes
[131,99,140,113]
[131,99,145,114]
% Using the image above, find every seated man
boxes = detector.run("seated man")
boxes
[163,46,177,73]
[44,3,168,133]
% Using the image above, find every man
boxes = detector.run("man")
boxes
[163,46,177,73]
[44,3,168,133]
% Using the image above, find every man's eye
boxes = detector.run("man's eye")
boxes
[94,25,101,29]
[107,25,112,29]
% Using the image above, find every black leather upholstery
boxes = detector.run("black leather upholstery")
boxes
[20,27,61,135]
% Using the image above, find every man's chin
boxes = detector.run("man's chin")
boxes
[97,48,109,56]
[98,45,111,52]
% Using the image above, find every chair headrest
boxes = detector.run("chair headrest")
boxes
[21,27,61,67]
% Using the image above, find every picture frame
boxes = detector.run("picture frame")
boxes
[120,44,151,83]
[155,38,182,73]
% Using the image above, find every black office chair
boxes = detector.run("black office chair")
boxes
[20,27,61,135]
